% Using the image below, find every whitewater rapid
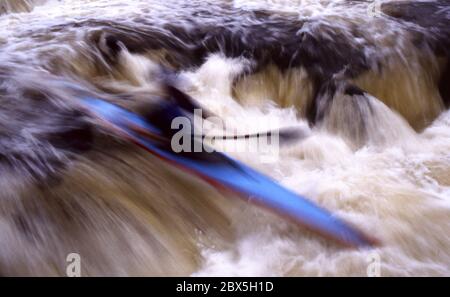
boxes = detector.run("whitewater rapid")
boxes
[0,0,449,276]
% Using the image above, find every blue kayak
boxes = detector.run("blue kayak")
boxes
[82,97,377,248]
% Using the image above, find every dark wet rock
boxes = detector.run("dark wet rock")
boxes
[439,60,450,107]
[311,80,369,124]
[88,8,369,80]
[313,80,375,145]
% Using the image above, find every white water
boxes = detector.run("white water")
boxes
[187,54,450,276]
[0,0,449,276]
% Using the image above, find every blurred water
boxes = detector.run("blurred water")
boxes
[0,0,449,276]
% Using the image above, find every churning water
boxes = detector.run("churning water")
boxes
[0,0,449,276]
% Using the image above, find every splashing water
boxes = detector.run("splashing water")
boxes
[0,0,449,276]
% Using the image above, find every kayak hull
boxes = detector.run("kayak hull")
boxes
[82,97,377,248]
